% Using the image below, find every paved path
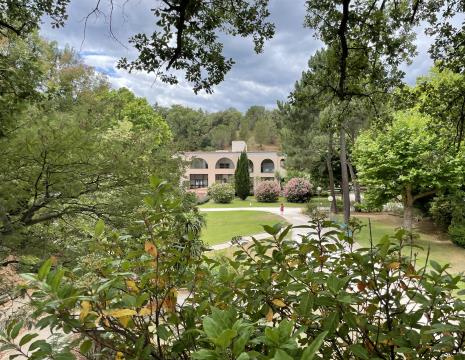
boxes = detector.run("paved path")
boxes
[200,207,311,250]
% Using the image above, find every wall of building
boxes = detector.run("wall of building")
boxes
[182,151,286,190]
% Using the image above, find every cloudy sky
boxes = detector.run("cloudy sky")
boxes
[40,0,434,112]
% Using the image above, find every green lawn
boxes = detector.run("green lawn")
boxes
[201,210,286,245]
[199,196,329,209]
[350,214,465,274]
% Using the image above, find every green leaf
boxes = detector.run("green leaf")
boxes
[192,349,219,360]
[237,353,249,360]
[29,339,52,353]
[10,321,23,339]
[50,268,65,291]
[232,326,252,356]
[379,235,390,258]
[215,329,237,349]
[94,219,105,237]
[263,224,279,235]
[297,293,313,317]
[301,330,328,360]
[79,339,92,354]
[203,317,222,340]
[37,259,52,281]
[157,325,172,341]
[19,333,38,347]
[274,349,293,360]
[429,260,442,273]
[349,344,369,359]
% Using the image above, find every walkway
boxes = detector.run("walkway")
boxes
[200,207,311,250]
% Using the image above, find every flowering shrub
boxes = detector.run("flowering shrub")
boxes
[208,182,235,203]
[255,181,280,202]
[283,177,312,203]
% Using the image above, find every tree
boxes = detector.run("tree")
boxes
[118,0,274,93]
[353,109,463,232]
[210,124,233,149]
[0,39,176,263]
[399,67,465,149]
[254,116,276,147]
[0,33,53,137]
[164,105,209,151]
[234,151,250,200]
[245,105,266,130]
[238,117,249,141]
[0,0,69,37]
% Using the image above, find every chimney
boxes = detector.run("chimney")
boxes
[231,141,247,152]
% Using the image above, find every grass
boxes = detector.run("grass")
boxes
[201,210,286,245]
[350,213,465,274]
[199,196,329,209]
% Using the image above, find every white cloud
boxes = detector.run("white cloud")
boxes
[40,0,436,111]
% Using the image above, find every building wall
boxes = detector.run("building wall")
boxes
[182,151,286,190]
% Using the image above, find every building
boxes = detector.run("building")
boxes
[182,141,286,191]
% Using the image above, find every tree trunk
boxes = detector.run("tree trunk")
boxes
[403,185,414,233]
[326,131,338,213]
[339,125,350,224]
[347,160,361,204]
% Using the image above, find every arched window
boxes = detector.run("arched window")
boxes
[248,160,254,173]
[261,159,275,173]
[215,157,235,169]
[191,158,208,169]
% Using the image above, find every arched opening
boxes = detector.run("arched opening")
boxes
[261,159,275,173]
[215,157,235,169]
[248,160,254,173]
[191,158,208,169]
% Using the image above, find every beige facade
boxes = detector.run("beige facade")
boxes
[182,141,286,190]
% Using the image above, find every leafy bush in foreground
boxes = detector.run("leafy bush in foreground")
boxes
[283,177,312,203]
[2,191,465,359]
[254,181,280,202]
[208,182,235,203]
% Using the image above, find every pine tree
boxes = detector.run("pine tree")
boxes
[235,151,250,200]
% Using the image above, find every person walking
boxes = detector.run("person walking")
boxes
[280,203,284,216]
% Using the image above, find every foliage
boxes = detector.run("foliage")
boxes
[208,183,235,204]
[429,190,465,248]
[353,201,382,213]
[118,0,274,93]
[354,109,464,230]
[196,194,210,206]
[283,178,312,203]
[0,38,177,263]
[4,211,465,359]
[448,223,465,248]
[0,0,69,37]
[163,105,210,151]
[0,33,50,137]
[254,116,277,147]
[159,105,279,151]
[254,181,280,203]
[399,68,465,149]
[234,152,250,200]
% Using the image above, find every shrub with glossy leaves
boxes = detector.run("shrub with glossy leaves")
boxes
[3,188,465,359]
[283,177,312,203]
[254,181,280,202]
[207,182,235,203]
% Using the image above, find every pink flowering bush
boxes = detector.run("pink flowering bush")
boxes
[254,181,281,202]
[284,177,312,203]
